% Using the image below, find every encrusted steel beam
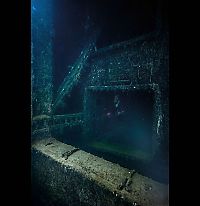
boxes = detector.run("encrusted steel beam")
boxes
[52,31,99,113]
[32,138,169,206]
[86,84,159,92]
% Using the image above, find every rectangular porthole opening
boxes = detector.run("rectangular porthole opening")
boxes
[83,85,161,165]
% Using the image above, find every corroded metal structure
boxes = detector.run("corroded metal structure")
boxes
[31,2,169,203]
[31,0,53,117]
[32,138,168,206]
[52,34,97,112]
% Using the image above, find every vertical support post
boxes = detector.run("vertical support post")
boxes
[31,0,53,117]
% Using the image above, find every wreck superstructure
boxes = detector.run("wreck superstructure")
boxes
[31,0,169,205]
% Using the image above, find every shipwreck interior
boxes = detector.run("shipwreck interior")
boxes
[31,0,169,206]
